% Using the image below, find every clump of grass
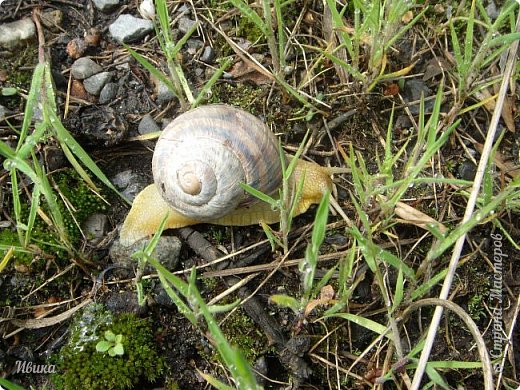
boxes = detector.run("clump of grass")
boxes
[126,0,232,110]
[322,0,425,91]
[0,61,124,263]
[132,218,261,389]
[0,169,107,269]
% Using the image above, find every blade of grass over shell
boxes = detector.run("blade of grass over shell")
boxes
[239,183,278,208]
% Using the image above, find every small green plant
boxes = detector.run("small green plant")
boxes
[230,0,286,78]
[270,191,333,317]
[1,169,107,269]
[53,304,163,390]
[240,135,309,254]
[96,330,125,357]
[448,0,519,101]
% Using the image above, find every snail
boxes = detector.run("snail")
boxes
[120,104,335,246]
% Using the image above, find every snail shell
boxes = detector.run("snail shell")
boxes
[120,104,335,245]
[152,104,284,220]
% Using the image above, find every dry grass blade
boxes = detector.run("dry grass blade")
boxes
[410,10,520,389]
[401,298,493,389]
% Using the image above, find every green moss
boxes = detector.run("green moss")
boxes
[236,17,264,44]
[52,303,163,390]
[210,83,264,112]
[219,308,272,362]
[0,45,38,111]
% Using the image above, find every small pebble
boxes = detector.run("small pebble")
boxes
[83,71,113,95]
[177,16,197,34]
[67,38,87,59]
[200,46,215,64]
[98,82,118,104]
[0,18,35,49]
[109,14,154,43]
[40,10,63,32]
[138,114,160,135]
[71,57,103,80]
[110,235,182,275]
[92,0,120,12]
[458,160,477,181]
[82,213,109,245]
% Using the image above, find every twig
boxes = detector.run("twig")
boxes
[410,11,520,390]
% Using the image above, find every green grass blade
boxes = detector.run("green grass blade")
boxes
[16,63,45,152]
[322,313,391,340]
[125,45,177,92]
[229,0,268,36]
[239,182,278,207]
[49,110,129,203]
[193,57,232,107]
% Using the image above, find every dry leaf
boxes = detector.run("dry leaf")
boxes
[394,201,448,234]
[228,60,272,85]
[474,88,516,133]
[303,285,335,317]
[423,57,451,81]
[402,11,414,24]
[475,143,520,179]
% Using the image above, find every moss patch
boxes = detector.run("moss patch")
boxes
[52,303,163,390]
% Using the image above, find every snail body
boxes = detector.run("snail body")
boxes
[120,105,333,245]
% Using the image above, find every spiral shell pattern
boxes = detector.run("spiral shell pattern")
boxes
[152,104,284,220]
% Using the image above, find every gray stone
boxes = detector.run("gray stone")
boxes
[177,16,197,34]
[112,169,134,189]
[111,170,148,202]
[155,79,175,105]
[0,18,35,49]
[200,46,215,64]
[138,114,160,135]
[82,213,109,245]
[105,290,147,315]
[83,71,113,95]
[110,235,182,274]
[458,160,477,181]
[71,58,103,80]
[0,105,10,121]
[402,80,434,115]
[98,82,118,104]
[109,14,153,43]
[186,38,204,50]
[92,0,120,12]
